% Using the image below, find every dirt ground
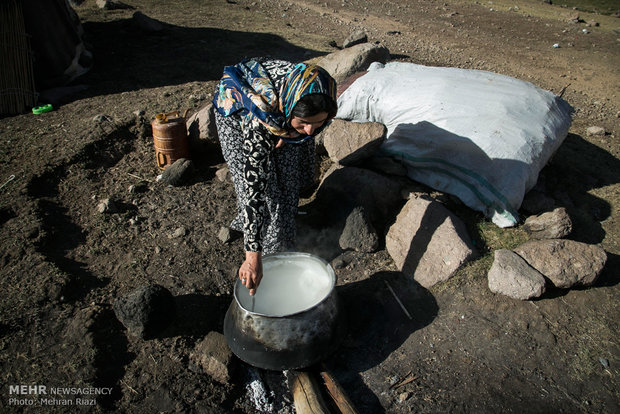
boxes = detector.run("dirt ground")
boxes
[1,0,619,412]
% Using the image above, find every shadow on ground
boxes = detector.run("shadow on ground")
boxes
[164,293,231,338]
[544,133,620,245]
[322,271,438,413]
[54,18,327,102]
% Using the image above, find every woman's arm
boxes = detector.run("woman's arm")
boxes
[239,251,261,296]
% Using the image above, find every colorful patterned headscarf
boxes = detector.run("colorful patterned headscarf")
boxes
[213,59,337,137]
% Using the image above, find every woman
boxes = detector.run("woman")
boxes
[213,57,338,296]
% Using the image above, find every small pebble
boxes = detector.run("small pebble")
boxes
[170,227,186,238]
[586,126,605,136]
[218,226,233,243]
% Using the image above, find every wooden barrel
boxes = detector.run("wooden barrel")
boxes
[152,112,190,170]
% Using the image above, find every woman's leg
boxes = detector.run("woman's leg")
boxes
[262,139,315,253]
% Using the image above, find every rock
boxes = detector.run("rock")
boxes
[132,11,165,32]
[339,207,379,253]
[92,114,113,123]
[159,158,193,186]
[96,0,133,9]
[523,207,572,239]
[215,166,230,182]
[218,226,241,244]
[331,250,358,269]
[586,126,605,136]
[218,226,233,243]
[386,196,477,288]
[187,103,218,148]
[170,227,187,238]
[318,42,390,83]
[113,285,176,339]
[96,198,117,214]
[190,331,236,384]
[331,256,346,269]
[343,30,368,48]
[514,239,607,288]
[312,165,402,231]
[488,249,546,300]
[520,189,555,214]
[320,119,386,166]
[189,93,207,101]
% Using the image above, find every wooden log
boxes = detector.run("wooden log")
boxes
[319,370,359,414]
[290,371,332,414]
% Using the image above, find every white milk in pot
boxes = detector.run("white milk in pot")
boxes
[236,253,334,316]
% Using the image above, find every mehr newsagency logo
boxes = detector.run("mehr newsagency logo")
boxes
[7,384,113,407]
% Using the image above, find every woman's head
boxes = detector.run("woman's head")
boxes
[213,59,337,138]
[280,63,337,126]
[289,93,338,136]
[291,93,338,119]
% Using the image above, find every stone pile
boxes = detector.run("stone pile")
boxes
[108,31,609,388]
[488,204,607,300]
[308,114,478,287]
[488,237,607,300]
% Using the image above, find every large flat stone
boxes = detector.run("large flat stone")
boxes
[514,239,607,288]
[386,196,476,288]
[488,249,546,300]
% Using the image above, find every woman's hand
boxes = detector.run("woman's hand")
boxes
[239,251,262,296]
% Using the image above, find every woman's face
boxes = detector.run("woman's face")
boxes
[290,112,329,136]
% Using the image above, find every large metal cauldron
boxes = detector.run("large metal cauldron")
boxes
[224,252,344,370]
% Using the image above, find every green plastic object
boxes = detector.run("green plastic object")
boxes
[32,104,53,114]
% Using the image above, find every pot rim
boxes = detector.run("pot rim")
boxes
[233,251,336,318]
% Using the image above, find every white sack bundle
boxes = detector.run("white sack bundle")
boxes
[336,62,573,227]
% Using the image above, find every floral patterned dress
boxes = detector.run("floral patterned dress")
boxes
[214,58,315,253]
